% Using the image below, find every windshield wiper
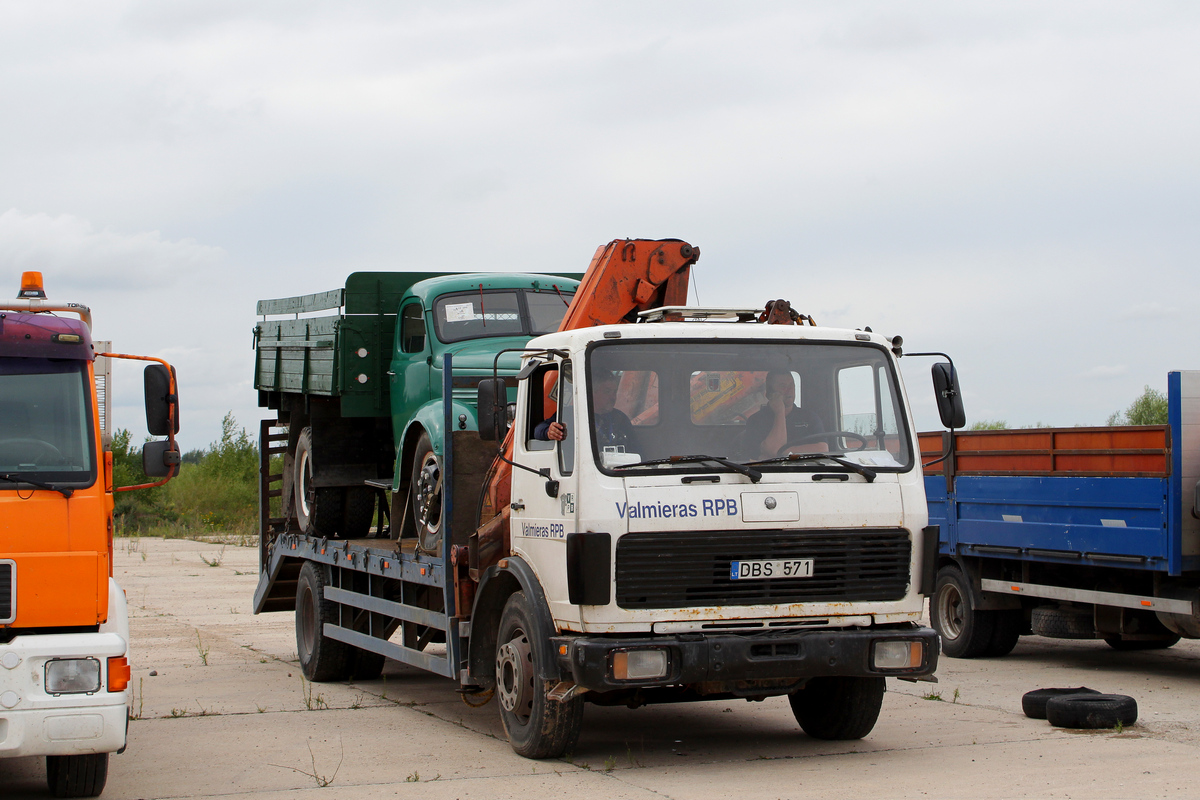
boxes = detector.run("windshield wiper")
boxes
[0,473,74,498]
[745,452,876,483]
[613,454,762,483]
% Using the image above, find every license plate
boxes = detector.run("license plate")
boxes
[729,559,814,580]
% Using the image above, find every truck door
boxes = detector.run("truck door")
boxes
[390,302,431,436]
[510,361,578,621]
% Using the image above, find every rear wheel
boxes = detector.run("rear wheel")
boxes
[985,608,1023,657]
[296,561,350,681]
[341,487,376,539]
[347,648,386,680]
[294,427,343,537]
[46,753,108,798]
[410,432,443,553]
[932,565,995,658]
[788,676,885,740]
[495,592,584,758]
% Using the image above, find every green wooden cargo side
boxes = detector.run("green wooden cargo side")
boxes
[254,272,447,418]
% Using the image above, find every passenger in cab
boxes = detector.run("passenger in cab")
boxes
[743,370,824,459]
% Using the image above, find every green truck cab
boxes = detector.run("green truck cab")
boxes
[254,271,580,546]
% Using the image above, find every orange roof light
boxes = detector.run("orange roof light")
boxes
[19,271,46,299]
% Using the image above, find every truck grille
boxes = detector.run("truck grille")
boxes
[615,529,911,610]
[0,561,13,623]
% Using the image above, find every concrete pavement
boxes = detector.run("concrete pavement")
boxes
[3,535,1199,799]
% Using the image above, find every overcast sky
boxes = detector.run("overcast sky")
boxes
[2,1,1197,450]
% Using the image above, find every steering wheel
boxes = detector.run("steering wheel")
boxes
[0,438,66,466]
[787,431,871,452]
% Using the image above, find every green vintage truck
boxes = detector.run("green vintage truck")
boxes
[253,270,581,549]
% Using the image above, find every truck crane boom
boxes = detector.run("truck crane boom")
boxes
[473,239,700,545]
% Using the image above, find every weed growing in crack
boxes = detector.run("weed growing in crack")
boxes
[199,546,226,568]
[195,631,210,666]
[302,677,328,710]
[269,739,343,788]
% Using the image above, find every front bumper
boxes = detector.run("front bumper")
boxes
[556,625,938,693]
[0,631,129,758]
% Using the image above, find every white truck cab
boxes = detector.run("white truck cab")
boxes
[501,316,937,704]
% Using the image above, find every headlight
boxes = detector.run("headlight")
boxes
[873,640,924,670]
[45,658,101,694]
[611,648,669,681]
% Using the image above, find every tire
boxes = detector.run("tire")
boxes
[985,609,1023,657]
[347,648,386,681]
[1031,606,1094,639]
[1045,693,1138,729]
[495,591,584,758]
[46,753,108,798]
[296,561,350,682]
[789,676,886,740]
[1105,634,1181,651]
[410,432,443,553]
[1021,687,1100,720]
[932,566,995,658]
[294,427,343,537]
[341,487,376,539]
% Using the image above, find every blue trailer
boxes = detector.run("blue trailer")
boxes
[923,370,1200,658]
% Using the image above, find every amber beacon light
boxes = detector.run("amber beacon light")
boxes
[18,271,47,299]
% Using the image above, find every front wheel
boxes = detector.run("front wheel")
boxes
[495,591,583,758]
[932,565,995,658]
[410,432,443,553]
[46,753,108,798]
[789,676,885,740]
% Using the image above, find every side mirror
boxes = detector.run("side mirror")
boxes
[144,364,180,436]
[932,362,966,429]
[477,378,509,442]
[142,439,181,478]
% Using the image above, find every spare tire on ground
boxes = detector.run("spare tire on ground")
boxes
[1045,693,1137,729]
[1021,687,1101,719]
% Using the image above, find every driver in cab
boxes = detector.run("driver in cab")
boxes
[744,370,824,459]
[534,370,632,446]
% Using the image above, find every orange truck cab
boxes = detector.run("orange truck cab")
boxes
[1,272,179,798]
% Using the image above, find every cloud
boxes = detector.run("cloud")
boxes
[1079,365,1128,379]
[0,209,225,289]
[1116,302,1179,321]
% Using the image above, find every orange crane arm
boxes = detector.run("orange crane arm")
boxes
[559,239,699,329]
[470,239,700,580]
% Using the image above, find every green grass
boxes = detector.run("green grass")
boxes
[113,412,264,540]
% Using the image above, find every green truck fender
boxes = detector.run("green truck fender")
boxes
[393,398,479,491]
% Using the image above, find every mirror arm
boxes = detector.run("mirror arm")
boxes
[906,351,960,468]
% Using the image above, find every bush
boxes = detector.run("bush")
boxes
[1106,386,1168,426]
[113,412,260,538]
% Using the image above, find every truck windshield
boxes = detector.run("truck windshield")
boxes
[0,359,95,484]
[587,340,912,475]
[433,289,574,344]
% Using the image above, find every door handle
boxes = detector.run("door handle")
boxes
[510,502,525,511]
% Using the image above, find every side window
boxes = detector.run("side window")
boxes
[837,364,876,436]
[557,362,574,476]
[524,365,558,452]
[400,303,426,353]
